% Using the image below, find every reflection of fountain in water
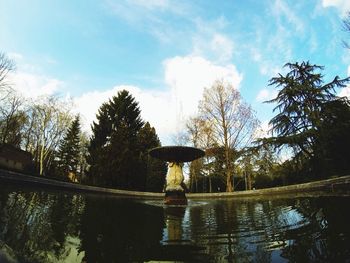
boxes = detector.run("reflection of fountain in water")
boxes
[142,199,210,260]
[162,206,186,244]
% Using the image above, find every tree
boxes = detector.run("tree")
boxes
[0,53,26,147]
[312,98,350,177]
[186,117,205,192]
[21,96,72,176]
[77,132,89,183]
[266,62,349,157]
[0,89,26,147]
[199,80,259,192]
[57,115,81,180]
[186,116,217,192]
[88,90,162,190]
[266,62,347,157]
[264,61,350,180]
[0,52,15,90]
[138,122,167,192]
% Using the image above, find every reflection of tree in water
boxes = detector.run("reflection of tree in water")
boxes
[186,197,349,262]
[0,188,84,262]
[79,197,165,262]
[210,200,274,262]
[281,196,350,262]
[1,186,349,262]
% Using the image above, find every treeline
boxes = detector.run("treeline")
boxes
[185,62,350,192]
[0,52,166,192]
[0,53,79,178]
[2,50,350,193]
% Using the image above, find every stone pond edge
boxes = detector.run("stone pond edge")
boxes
[1,168,349,199]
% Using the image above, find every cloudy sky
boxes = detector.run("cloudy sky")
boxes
[1,0,350,144]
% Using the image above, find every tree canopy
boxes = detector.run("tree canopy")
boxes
[57,115,82,180]
[187,80,259,192]
[264,61,350,179]
[87,90,165,191]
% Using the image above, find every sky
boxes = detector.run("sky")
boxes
[1,0,350,144]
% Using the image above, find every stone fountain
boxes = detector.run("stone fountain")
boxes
[149,146,205,205]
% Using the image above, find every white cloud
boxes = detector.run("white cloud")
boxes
[128,0,170,10]
[7,52,23,61]
[210,34,234,63]
[164,55,242,118]
[339,86,350,97]
[106,0,190,43]
[256,89,270,102]
[254,120,271,139]
[272,0,305,33]
[8,71,62,98]
[256,88,278,102]
[322,0,350,16]
[192,17,234,63]
[259,61,282,77]
[75,55,243,144]
[192,33,234,63]
[251,48,262,62]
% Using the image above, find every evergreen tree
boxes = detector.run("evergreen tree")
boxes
[138,122,166,192]
[265,61,350,179]
[313,98,350,177]
[88,90,144,189]
[266,61,349,157]
[57,115,81,180]
[88,91,166,190]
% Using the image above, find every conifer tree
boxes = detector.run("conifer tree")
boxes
[265,61,350,179]
[138,122,166,192]
[88,90,166,190]
[88,90,144,189]
[57,115,81,180]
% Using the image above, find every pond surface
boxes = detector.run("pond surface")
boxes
[0,184,349,263]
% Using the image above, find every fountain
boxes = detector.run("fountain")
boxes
[149,146,205,205]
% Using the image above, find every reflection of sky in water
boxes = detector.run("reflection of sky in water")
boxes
[278,205,308,230]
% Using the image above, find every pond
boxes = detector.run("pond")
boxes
[0,183,349,262]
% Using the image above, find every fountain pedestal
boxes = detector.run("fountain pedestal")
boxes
[149,146,205,205]
[164,162,187,205]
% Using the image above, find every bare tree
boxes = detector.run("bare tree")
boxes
[23,96,72,176]
[186,116,204,192]
[0,89,25,146]
[199,80,259,192]
[186,116,216,192]
[0,52,15,90]
[0,52,25,147]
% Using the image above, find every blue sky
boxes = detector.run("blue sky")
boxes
[1,0,350,144]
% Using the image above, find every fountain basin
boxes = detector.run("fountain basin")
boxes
[149,146,205,162]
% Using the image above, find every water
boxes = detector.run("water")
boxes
[0,184,349,263]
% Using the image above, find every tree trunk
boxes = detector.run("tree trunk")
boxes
[247,173,252,190]
[209,176,212,193]
[40,145,44,176]
[226,168,233,192]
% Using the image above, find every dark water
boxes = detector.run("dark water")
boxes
[0,185,349,263]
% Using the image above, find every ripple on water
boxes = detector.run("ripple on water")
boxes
[141,199,210,208]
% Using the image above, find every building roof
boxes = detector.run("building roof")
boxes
[0,144,32,164]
